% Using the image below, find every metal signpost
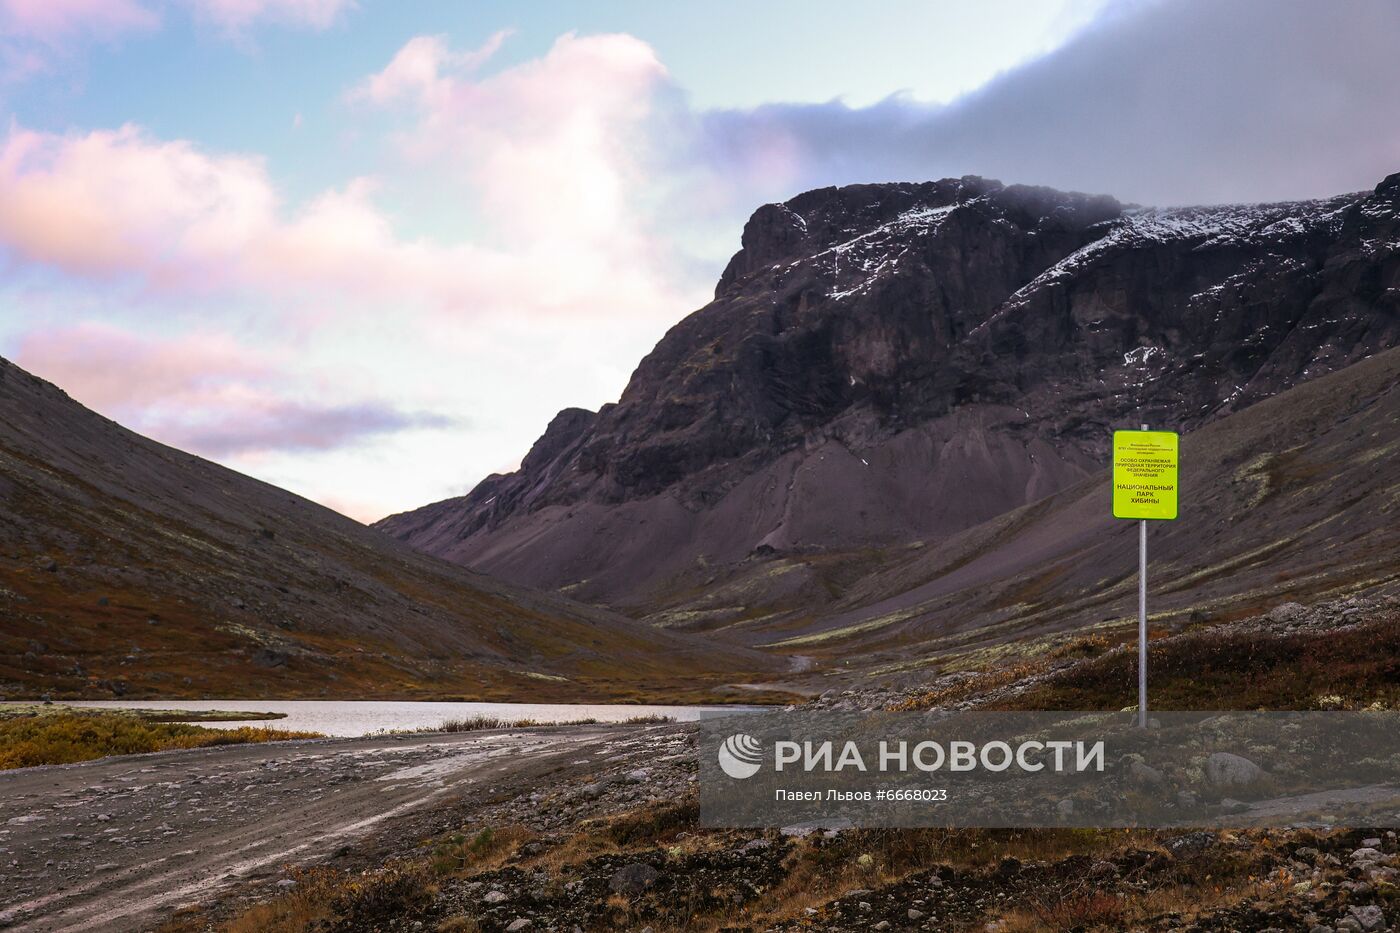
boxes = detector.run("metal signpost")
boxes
[1112,426,1180,727]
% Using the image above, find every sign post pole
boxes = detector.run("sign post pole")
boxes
[1112,423,1179,730]
[1138,425,1148,729]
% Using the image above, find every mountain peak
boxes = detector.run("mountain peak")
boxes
[378,172,1399,611]
[717,175,1122,297]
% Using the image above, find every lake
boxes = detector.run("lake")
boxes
[78,700,765,737]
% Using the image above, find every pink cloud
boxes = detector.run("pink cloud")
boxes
[190,0,354,33]
[0,125,275,284]
[0,79,700,320]
[0,125,485,306]
[0,0,158,44]
[14,322,451,458]
[350,31,511,107]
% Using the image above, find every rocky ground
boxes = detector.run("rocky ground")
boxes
[148,728,1400,933]
[0,723,676,931]
[8,595,1400,932]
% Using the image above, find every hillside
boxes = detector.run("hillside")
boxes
[0,357,784,701]
[379,172,1400,615]
[720,345,1400,680]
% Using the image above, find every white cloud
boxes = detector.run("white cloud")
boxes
[350,31,511,107]
[188,0,354,33]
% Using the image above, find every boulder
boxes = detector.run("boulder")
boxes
[608,863,660,897]
[1205,752,1264,787]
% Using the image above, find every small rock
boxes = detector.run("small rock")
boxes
[1087,860,1119,882]
[505,920,531,932]
[995,856,1022,878]
[908,908,926,920]
[608,863,659,897]
[873,923,891,931]
[1346,905,1385,932]
[1166,832,1218,857]
[1269,602,1306,623]
[481,890,509,904]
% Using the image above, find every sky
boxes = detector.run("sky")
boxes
[1,0,1398,522]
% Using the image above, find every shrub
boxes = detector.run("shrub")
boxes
[0,713,318,769]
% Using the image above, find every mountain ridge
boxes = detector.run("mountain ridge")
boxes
[378,171,1400,611]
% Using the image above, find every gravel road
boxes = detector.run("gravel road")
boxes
[0,726,627,932]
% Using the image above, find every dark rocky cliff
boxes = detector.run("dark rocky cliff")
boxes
[378,173,1400,607]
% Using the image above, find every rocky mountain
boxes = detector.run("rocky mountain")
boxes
[0,357,783,701]
[727,344,1400,682]
[379,172,1400,612]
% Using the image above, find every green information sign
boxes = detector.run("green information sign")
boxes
[1112,429,1179,520]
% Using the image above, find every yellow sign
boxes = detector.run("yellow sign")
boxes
[1112,430,1179,520]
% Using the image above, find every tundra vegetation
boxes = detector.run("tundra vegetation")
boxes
[0,709,319,769]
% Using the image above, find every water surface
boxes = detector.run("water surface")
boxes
[79,699,763,737]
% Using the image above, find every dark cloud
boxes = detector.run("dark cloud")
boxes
[165,403,457,458]
[699,0,1400,206]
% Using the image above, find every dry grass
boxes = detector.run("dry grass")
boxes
[0,712,319,769]
[1000,888,1129,931]
[429,826,534,876]
[995,844,1294,932]
[217,862,434,933]
[425,714,670,734]
[435,715,539,732]
[892,659,1053,710]
[997,608,1400,711]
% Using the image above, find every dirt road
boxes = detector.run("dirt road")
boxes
[0,726,630,932]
